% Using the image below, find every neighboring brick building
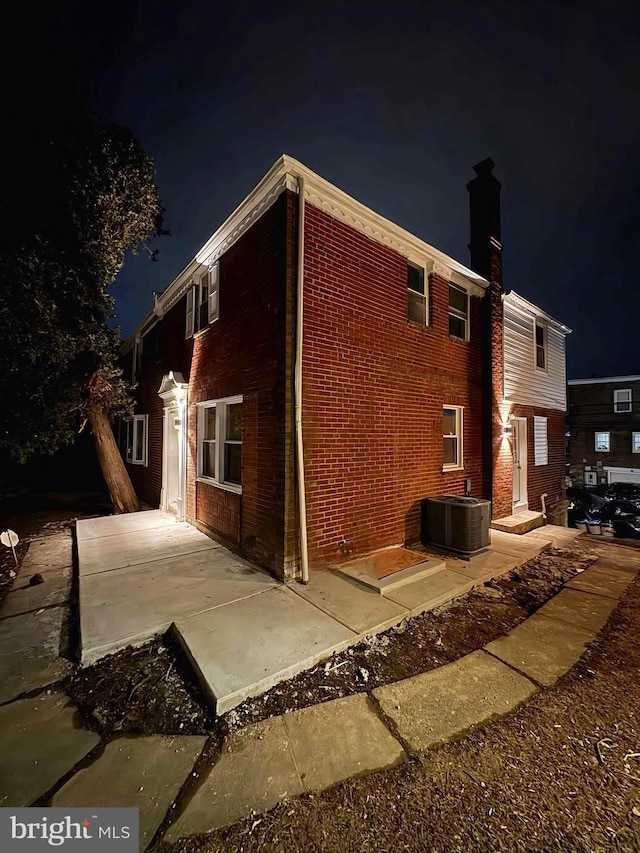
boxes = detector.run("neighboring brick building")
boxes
[121,155,570,581]
[567,376,640,487]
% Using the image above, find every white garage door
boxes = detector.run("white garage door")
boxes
[606,468,640,485]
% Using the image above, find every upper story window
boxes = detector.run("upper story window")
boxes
[196,396,243,492]
[186,262,220,339]
[132,336,143,383]
[614,388,632,413]
[595,431,610,452]
[535,321,547,370]
[407,263,426,324]
[443,406,463,470]
[448,284,468,340]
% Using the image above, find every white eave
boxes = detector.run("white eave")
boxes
[504,290,572,335]
[123,153,490,350]
[568,375,640,386]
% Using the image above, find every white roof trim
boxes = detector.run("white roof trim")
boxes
[568,375,640,385]
[124,154,490,348]
[504,290,571,334]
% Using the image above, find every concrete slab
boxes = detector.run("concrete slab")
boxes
[565,565,636,600]
[0,692,100,807]
[281,693,405,792]
[0,566,72,619]
[80,549,277,664]
[381,570,475,612]
[76,510,177,542]
[175,585,355,713]
[373,650,536,753]
[165,695,404,841]
[536,588,618,633]
[587,554,640,576]
[0,606,71,703]
[164,716,303,841]
[78,523,221,577]
[489,530,551,561]
[484,613,594,686]
[291,571,408,634]
[446,551,518,583]
[20,533,73,571]
[52,735,206,851]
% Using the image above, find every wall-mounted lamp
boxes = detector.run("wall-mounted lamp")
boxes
[503,424,513,436]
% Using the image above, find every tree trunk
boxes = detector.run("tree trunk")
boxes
[88,405,140,514]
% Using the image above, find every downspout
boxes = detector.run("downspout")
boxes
[540,492,548,521]
[294,175,310,583]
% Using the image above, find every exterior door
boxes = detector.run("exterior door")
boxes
[512,418,528,512]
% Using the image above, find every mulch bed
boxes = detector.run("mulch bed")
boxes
[164,569,640,853]
[64,545,596,739]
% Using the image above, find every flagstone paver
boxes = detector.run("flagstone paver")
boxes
[52,735,207,851]
[164,693,404,841]
[0,606,72,703]
[484,613,595,686]
[565,564,636,600]
[372,650,537,753]
[0,692,100,807]
[0,566,72,619]
[535,587,618,633]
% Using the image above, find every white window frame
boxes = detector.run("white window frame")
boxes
[124,414,148,466]
[534,321,547,372]
[595,431,610,452]
[614,388,632,413]
[632,432,640,453]
[406,261,427,325]
[533,416,548,466]
[185,282,195,339]
[208,263,220,324]
[443,405,464,471]
[196,395,243,494]
[584,470,597,486]
[448,284,469,341]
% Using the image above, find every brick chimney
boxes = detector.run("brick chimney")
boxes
[467,159,512,519]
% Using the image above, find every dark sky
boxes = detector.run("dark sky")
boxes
[46,1,640,378]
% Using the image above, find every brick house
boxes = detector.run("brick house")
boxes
[567,375,640,487]
[120,155,570,581]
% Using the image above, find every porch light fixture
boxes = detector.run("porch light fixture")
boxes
[503,424,513,436]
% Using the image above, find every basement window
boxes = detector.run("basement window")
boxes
[407,262,427,324]
[595,431,610,452]
[197,396,243,492]
[443,406,463,470]
[123,415,148,466]
[633,432,640,453]
[448,284,468,340]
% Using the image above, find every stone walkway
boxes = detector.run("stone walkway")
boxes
[0,521,637,851]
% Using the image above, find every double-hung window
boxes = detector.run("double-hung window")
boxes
[595,432,610,452]
[448,284,468,340]
[123,415,148,466]
[186,262,220,339]
[535,322,547,370]
[197,396,243,491]
[632,432,640,453]
[443,406,463,470]
[614,389,632,413]
[407,263,427,324]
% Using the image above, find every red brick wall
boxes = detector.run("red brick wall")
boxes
[184,192,292,578]
[301,203,487,566]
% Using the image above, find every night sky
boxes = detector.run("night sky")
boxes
[26,1,640,378]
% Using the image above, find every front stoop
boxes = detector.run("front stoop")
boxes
[491,510,545,535]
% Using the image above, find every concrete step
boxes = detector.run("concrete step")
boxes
[491,511,545,535]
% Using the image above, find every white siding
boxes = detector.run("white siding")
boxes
[503,296,567,410]
[534,416,548,465]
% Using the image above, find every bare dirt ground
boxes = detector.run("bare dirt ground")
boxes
[161,571,640,853]
[65,546,595,739]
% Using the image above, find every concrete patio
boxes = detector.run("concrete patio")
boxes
[77,510,568,714]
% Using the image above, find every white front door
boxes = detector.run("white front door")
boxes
[512,418,528,513]
[161,403,186,520]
